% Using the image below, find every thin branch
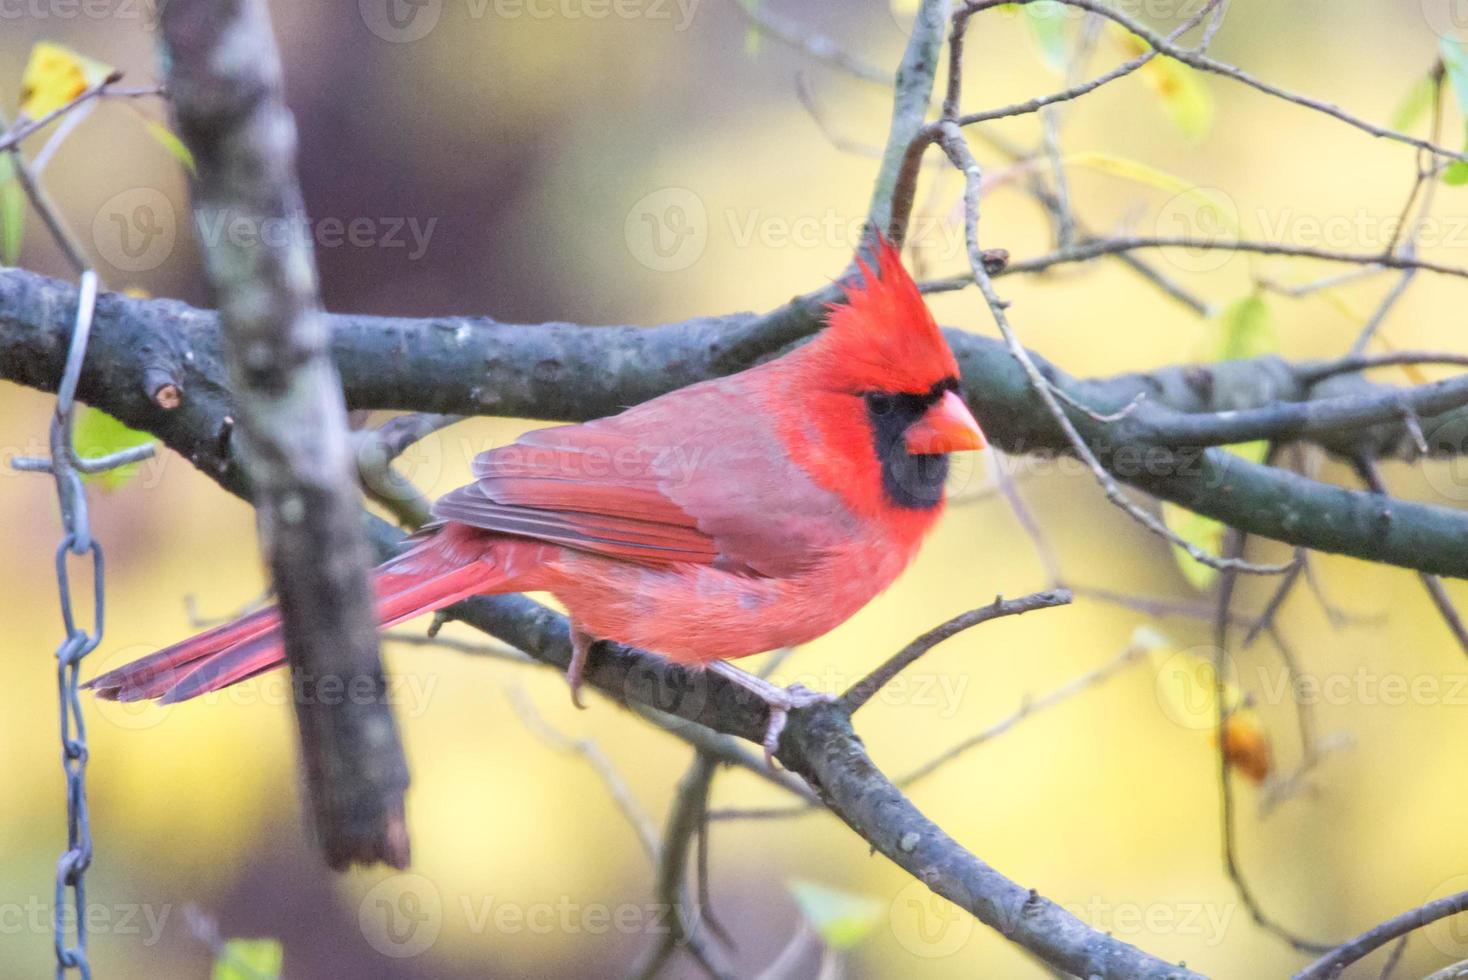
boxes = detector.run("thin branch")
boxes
[354,412,463,529]
[999,236,1468,281]
[1299,351,1468,384]
[1350,267,1419,356]
[1257,265,1386,299]
[840,590,1072,711]
[1212,531,1334,955]
[0,73,159,155]
[509,686,661,861]
[955,0,1221,127]
[899,636,1150,788]
[966,0,1468,164]
[1132,367,1468,450]
[933,100,1289,574]
[728,0,892,86]
[1064,582,1261,630]
[1355,457,1468,657]
[1296,890,1468,980]
[627,752,733,980]
[992,453,1062,584]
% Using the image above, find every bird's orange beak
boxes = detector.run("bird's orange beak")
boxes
[905,389,987,455]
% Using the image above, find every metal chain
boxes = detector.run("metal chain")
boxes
[9,243,155,978]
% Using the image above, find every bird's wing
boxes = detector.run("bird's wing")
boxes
[432,376,854,576]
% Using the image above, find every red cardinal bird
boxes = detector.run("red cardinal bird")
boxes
[87,241,986,758]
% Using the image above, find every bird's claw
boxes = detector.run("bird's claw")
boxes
[566,627,593,710]
[759,682,836,770]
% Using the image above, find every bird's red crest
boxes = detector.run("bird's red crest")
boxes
[814,239,959,394]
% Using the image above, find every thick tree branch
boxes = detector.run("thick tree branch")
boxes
[159,0,409,869]
[8,265,1468,576]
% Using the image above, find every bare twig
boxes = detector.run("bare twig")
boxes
[511,686,661,860]
[899,636,1150,788]
[992,453,1062,584]
[0,73,160,155]
[1355,457,1468,657]
[841,590,1072,711]
[956,0,1221,127]
[966,0,1468,164]
[1299,351,1468,384]
[997,236,1468,281]
[1212,531,1335,955]
[354,412,462,528]
[627,752,735,980]
[1296,890,1468,980]
[728,0,892,86]
[933,58,1290,574]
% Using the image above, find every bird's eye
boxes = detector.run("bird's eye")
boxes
[865,392,895,415]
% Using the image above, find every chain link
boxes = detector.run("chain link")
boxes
[12,268,155,978]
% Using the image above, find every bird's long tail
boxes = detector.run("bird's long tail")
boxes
[85,527,516,704]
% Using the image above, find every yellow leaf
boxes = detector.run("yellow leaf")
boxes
[1216,710,1272,783]
[1065,151,1239,235]
[1109,25,1213,141]
[19,42,113,119]
[1141,58,1213,141]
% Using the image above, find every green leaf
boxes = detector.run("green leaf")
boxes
[1392,70,1439,132]
[0,156,23,266]
[73,406,152,489]
[1023,2,1070,73]
[1212,294,1275,361]
[211,939,282,980]
[144,120,196,174]
[787,879,883,950]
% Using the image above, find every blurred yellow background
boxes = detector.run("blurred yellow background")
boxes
[4,1,1468,976]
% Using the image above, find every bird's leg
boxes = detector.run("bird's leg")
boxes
[567,625,595,710]
[707,661,835,769]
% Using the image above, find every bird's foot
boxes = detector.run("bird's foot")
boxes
[708,662,836,769]
[566,627,594,709]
